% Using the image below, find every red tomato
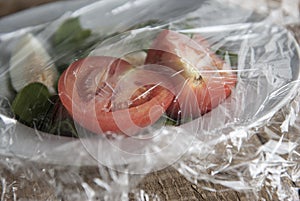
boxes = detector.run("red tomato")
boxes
[145,30,237,121]
[58,56,174,135]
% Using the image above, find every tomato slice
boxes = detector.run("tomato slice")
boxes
[58,56,174,135]
[145,30,237,120]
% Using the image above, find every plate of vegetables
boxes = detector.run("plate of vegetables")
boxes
[0,0,299,169]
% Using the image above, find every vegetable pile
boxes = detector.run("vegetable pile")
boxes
[9,18,237,137]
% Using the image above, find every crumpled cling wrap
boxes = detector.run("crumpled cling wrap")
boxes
[0,0,300,200]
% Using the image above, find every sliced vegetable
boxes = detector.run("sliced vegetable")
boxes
[9,33,58,94]
[122,50,147,66]
[58,56,174,135]
[145,30,237,120]
[10,25,238,136]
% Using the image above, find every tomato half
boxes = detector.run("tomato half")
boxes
[58,56,174,135]
[145,30,237,120]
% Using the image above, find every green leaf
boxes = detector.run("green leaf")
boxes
[42,95,78,137]
[12,82,52,126]
[51,17,92,60]
[12,85,78,137]
[53,17,91,46]
[153,114,181,128]
[51,17,98,74]
[215,49,238,67]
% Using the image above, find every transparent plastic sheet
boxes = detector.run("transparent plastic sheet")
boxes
[0,0,299,200]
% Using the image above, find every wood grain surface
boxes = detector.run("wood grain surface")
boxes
[0,0,61,17]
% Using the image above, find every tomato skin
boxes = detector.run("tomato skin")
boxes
[58,56,174,135]
[145,30,237,120]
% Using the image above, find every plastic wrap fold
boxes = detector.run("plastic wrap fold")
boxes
[0,0,300,200]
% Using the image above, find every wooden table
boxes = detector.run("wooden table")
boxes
[0,0,61,17]
[0,1,299,200]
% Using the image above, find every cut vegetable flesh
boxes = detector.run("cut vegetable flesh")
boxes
[145,30,237,120]
[9,33,58,94]
[58,56,174,135]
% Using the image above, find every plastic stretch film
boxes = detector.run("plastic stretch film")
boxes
[0,0,299,200]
